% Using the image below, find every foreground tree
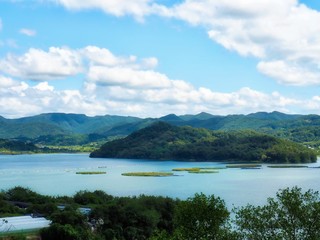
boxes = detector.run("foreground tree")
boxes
[173,193,232,240]
[234,187,320,240]
[41,206,94,240]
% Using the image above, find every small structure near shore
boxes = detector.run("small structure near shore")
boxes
[0,216,51,233]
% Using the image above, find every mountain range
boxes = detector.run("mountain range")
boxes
[1,111,320,147]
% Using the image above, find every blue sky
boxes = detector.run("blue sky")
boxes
[0,0,320,118]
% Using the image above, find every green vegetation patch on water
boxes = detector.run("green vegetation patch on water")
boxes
[76,171,107,175]
[267,165,309,168]
[200,167,226,170]
[121,172,174,177]
[226,164,262,169]
[172,167,201,172]
[188,170,219,174]
[172,167,220,174]
[172,167,224,172]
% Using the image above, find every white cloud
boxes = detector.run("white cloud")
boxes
[157,0,320,86]
[0,45,162,85]
[53,0,157,20]
[81,46,126,67]
[1,46,320,118]
[33,82,55,91]
[82,46,159,70]
[257,60,320,86]
[141,57,158,69]
[87,66,172,89]
[0,47,83,80]
[0,75,16,88]
[47,0,320,86]
[19,28,37,37]
[0,71,318,118]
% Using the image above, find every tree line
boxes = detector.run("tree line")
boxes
[1,186,320,239]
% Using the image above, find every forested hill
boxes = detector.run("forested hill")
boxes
[1,111,320,148]
[90,122,317,163]
[0,139,39,153]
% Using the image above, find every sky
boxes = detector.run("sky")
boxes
[0,0,320,118]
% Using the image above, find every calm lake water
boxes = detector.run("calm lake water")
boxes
[0,154,320,208]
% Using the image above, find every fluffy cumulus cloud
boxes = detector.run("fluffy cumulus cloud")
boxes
[52,0,159,20]
[87,66,172,89]
[47,1,320,86]
[257,60,320,86]
[0,47,83,80]
[0,75,16,88]
[0,75,109,118]
[1,72,315,118]
[81,46,130,67]
[1,45,320,118]
[158,0,320,86]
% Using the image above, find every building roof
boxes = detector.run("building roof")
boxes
[0,216,51,233]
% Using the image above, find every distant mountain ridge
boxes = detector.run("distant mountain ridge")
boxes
[0,111,320,147]
[0,113,141,140]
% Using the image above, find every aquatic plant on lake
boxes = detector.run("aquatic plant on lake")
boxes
[188,170,219,174]
[76,171,106,175]
[226,164,262,169]
[121,172,174,177]
[172,168,201,172]
[267,165,309,168]
[200,167,226,170]
[172,167,220,174]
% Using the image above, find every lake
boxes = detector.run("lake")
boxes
[0,153,320,208]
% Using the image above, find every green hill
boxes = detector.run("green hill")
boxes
[11,113,141,135]
[0,113,142,145]
[1,111,320,148]
[90,122,317,163]
[0,139,39,153]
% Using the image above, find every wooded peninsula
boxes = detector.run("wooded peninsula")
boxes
[90,122,317,163]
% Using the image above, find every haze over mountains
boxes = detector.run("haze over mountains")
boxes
[0,111,320,146]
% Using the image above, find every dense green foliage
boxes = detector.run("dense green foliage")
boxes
[234,187,320,240]
[1,111,320,150]
[0,113,140,138]
[0,138,97,154]
[1,187,319,240]
[173,193,231,240]
[90,122,317,163]
[0,113,141,147]
[0,188,176,239]
[0,139,39,153]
